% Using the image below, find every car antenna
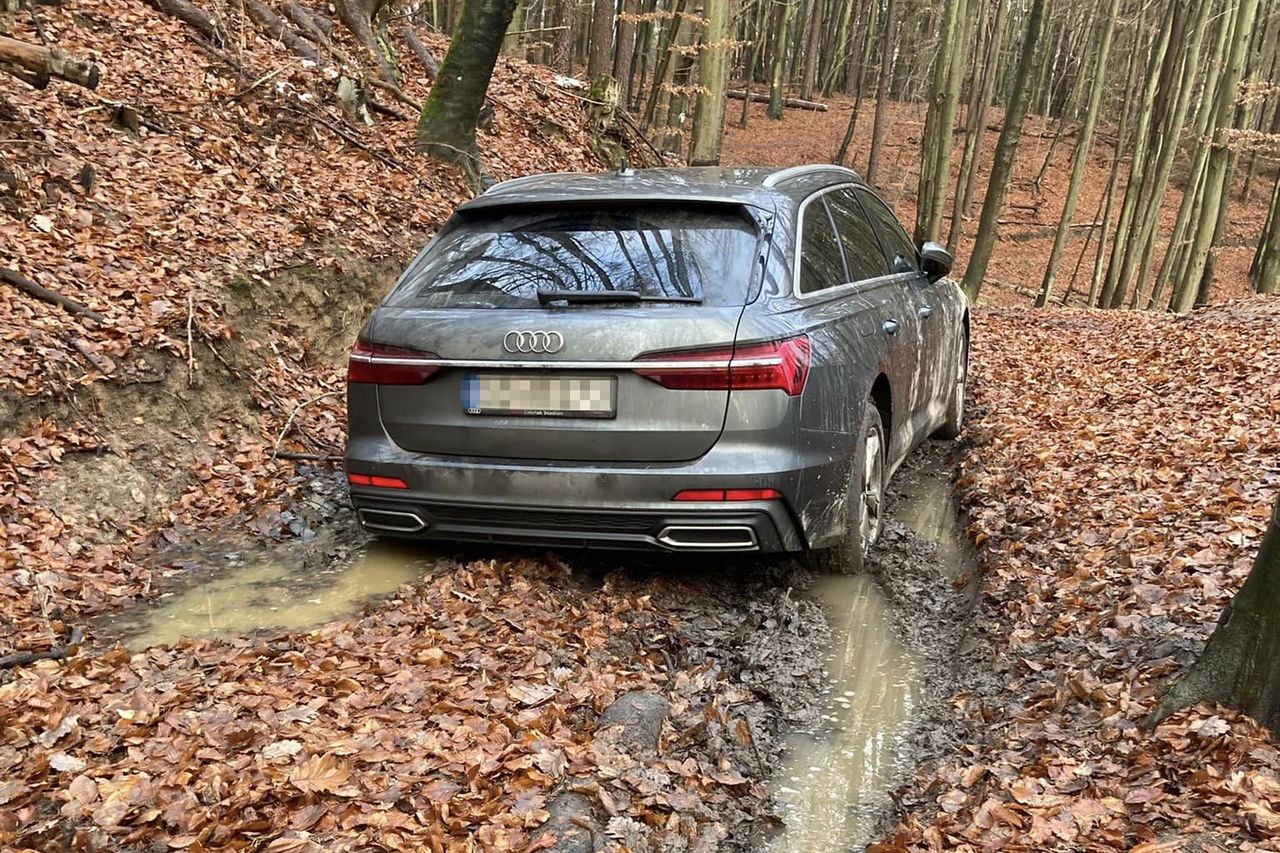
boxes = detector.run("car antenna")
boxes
[616,156,634,177]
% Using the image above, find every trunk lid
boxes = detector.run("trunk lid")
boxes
[363,202,767,463]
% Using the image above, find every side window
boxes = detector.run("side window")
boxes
[856,190,920,274]
[827,188,891,281]
[798,198,847,294]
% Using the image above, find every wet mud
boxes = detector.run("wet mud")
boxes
[99,442,980,852]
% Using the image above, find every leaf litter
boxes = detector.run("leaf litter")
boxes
[876,298,1280,852]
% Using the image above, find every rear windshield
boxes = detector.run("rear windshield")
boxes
[387,205,759,308]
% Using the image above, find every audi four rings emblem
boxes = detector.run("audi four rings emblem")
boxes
[504,330,564,354]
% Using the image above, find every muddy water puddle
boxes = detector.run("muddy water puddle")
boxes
[765,461,969,852]
[766,573,922,851]
[102,542,444,649]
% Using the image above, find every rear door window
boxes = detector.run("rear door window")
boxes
[798,197,847,294]
[388,205,759,308]
[826,187,891,281]
[856,190,921,274]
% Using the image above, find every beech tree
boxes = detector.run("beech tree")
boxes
[416,0,520,177]
[1154,494,1280,733]
[961,0,1046,303]
[688,0,732,164]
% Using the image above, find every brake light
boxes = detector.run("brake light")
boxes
[347,472,408,489]
[673,488,782,501]
[634,336,810,395]
[347,339,441,385]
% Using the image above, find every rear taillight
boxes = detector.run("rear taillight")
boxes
[347,340,441,385]
[347,472,408,489]
[673,488,783,501]
[634,335,810,396]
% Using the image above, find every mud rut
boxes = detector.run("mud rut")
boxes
[99,442,982,852]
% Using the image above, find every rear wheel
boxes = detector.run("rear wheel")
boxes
[814,400,887,575]
[933,335,968,440]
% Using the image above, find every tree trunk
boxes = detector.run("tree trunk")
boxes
[737,0,769,128]
[1034,0,1123,306]
[1152,494,1280,734]
[832,0,876,164]
[948,0,1006,251]
[612,0,637,99]
[1086,17,1144,308]
[1170,0,1260,313]
[336,0,397,82]
[864,0,896,184]
[798,0,823,100]
[767,0,797,120]
[1148,1,1230,310]
[1120,0,1212,310]
[960,0,1046,303]
[587,0,616,79]
[914,0,966,245]
[416,0,520,178]
[689,0,731,164]
[641,0,687,129]
[0,35,100,89]
[1257,172,1280,294]
[1096,6,1175,309]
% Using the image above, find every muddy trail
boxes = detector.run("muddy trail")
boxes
[92,442,981,851]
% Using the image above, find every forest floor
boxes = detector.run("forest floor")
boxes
[2,4,1280,850]
[724,100,1280,850]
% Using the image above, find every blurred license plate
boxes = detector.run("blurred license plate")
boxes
[463,374,616,418]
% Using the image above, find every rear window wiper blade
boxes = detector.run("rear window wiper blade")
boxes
[536,289,702,305]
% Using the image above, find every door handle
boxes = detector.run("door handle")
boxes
[883,319,900,336]
[918,306,933,319]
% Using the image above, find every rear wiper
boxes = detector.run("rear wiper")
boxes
[536,289,702,305]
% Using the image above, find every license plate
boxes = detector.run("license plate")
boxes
[462,374,616,418]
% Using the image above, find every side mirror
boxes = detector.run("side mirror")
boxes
[920,241,953,282]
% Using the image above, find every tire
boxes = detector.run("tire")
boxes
[813,400,887,575]
[933,334,968,440]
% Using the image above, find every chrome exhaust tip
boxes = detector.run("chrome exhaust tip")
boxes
[358,508,427,534]
[656,525,758,551]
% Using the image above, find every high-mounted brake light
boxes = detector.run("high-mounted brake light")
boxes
[347,472,408,489]
[634,336,810,396]
[347,340,442,385]
[673,488,783,501]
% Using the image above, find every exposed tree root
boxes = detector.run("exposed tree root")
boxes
[1,267,105,323]
[0,627,84,670]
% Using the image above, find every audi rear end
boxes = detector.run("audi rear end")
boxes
[344,172,816,554]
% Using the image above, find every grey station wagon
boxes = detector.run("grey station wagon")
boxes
[345,165,968,571]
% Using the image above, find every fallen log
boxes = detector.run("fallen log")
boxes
[282,1,333,39]
[0,35,99,89]
[1,267,106,323]
[241,0,322,64]
[726,89,827,112]
[401,26,439,82]
[142,0,225,45]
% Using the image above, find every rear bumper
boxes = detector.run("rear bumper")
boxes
[350,496,799,552]
[344,434,821,553]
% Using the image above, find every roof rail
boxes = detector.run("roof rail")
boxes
[761,164,862,188]
[483,172,556,195]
